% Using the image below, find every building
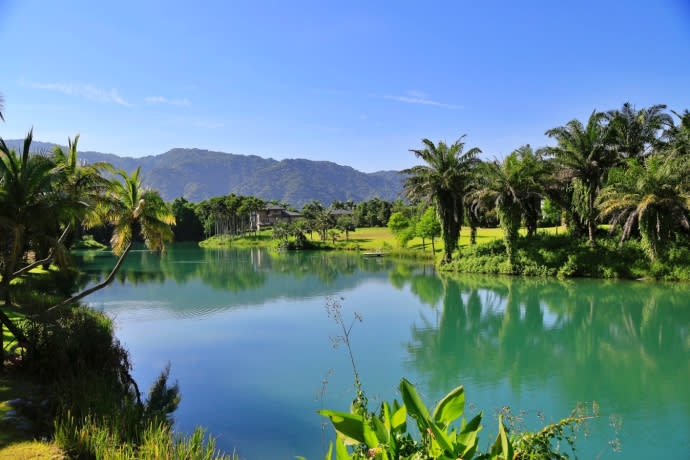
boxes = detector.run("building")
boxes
[253,205,303,231]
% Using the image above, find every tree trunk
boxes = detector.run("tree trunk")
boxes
[0,308,28,344]
[431,237,436,255]
[421,237,425,251]
[45,242,133,313]
[470,226,477,246]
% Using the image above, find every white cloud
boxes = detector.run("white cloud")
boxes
[18,79,133,107]
[383,91,462,109]
[145,96,190,107]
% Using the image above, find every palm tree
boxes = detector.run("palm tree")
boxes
[597,154,690,262]
[606,103,672,160]
[665,109,690,158]
[0,92,5,122]
[0,129,66,305]
[473,146,546,264]
[546,111,617,247]
[47,167,175,312]
[402,137,481,263]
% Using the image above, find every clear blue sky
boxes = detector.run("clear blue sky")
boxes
[1,0,689,172]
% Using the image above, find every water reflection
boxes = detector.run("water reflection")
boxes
[407,274,690,407]
[74,246,690,458]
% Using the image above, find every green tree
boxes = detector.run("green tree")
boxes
[546,111,617,247]
[336,215,355,241]
[417,206,441,253]
[0,130,66,306]
[47,167,175,312]
[387,211,412,247]
[171,197,204,241]
[327,228,341,245]
[475,146,546,264]
[597,154,690,261]
[606,102,672,160]
[402,137,481,263]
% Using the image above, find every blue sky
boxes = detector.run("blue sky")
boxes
[1,0,689,172]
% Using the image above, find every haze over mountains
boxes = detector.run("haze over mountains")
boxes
[3,140,403,207]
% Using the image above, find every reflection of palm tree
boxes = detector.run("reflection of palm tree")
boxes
[407,274,689,406]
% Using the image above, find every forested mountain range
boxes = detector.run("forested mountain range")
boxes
[2,140,403,207]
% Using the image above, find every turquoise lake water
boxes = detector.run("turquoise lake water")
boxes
[76,244,690,459]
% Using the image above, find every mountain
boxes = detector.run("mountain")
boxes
[1,140,404,207]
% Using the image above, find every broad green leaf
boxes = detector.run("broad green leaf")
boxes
[400,378,431,431]
[460,412,483,434]
[432,384,465,427]
[372,416,389,444]
[382,402,392,432]
[335,436,349,460]
[429,422,454,455]
[318,410,365,445]
[295,457,307,460]
[499,415,514,460]
[391,404,407,430]
[363,421,379,448]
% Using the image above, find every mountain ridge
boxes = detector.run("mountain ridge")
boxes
[1,140,403,207]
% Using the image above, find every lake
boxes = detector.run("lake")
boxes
[75,244,690,459]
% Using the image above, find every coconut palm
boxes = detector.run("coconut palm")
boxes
[402,136,481,263]
[0,129,67,305]
[605,103,672,160]
[597,154,690,262]
[473,146,546,264]
[545,111,617,247]
[47,167,175,312]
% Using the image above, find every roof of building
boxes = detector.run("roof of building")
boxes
[330,209,353,215]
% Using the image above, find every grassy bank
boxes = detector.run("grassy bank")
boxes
[443,231,690,281]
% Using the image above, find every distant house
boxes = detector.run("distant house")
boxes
[253,205,303,230]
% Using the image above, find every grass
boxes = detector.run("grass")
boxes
[0,441,64,460]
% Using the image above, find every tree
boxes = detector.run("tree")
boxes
[336,216,355,241]
[172,197,205,241]
[417,207,441,253]
[546,111,617,247]
[387,212,412,247]
[47,167,175,312]
[606,103,672,160]
[402,137,481,263]
[597,154,690,262]
[0,129,66,306]
[474,146,546,264]
[327,228,341,245]
[0,92,4,122]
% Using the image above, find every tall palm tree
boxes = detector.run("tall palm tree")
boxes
[0,92,5,122]
[546,111,617,247]
[605,103,672,160]
[0,129,65,305]
[402,137,481,263]
[597,154,690,262]
[473,146,546,264]
[47,167,175,312]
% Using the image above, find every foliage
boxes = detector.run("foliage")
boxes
[417,207,441,253]
[545,111,617,247]
[55,415,236,460]
[597,154,690,262]
[402,137,481,263]
[172,197,205,241]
